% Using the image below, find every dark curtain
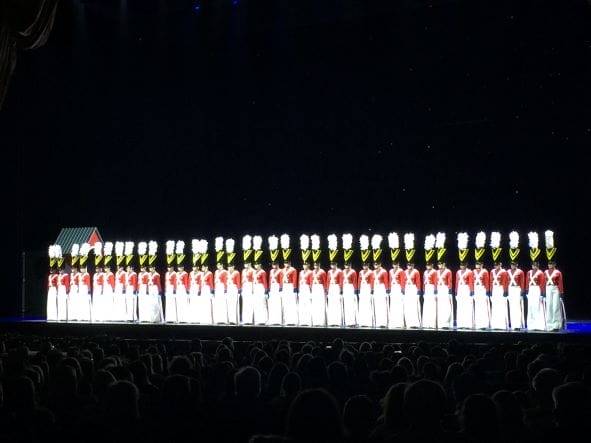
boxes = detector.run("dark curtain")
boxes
[0,0,59,110]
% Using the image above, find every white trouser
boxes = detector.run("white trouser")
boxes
[358,284,374,327]
[404,284,421,328]
[473,285,490,329]
[456,284,474,328]
[545,284,563,330]
[47,287,58,321]
[213,284,228,324]
[78,285,92,322]
[253,283,268,325]
[526,285,545,331]
[326,284,343,326]
[57,287,69,321]
[267,283,283,325]
[176,288,190,323]
[241,282,254,324]
[298,285,312,326]
[388,284,404,328]
[508,286,523,329]
[165,289,178,323]
[282,283,298,325]
[373,284,388,327]
[311,284,326,326]
[490,285,508,329]
[437,286,453,328]
[226,284,239,324]
[343,284,358,326]
[422,284,437,329]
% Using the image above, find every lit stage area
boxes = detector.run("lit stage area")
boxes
[2,319,590,344]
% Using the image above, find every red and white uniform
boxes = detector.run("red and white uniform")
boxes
[545,268,564,330]
[455,268,474,329]
[490,267,509,329]
[267,267,284,325]
[473,267,491,329]
[201,271,214,293]
[326,268,344,326]
[187,268,202,323]
[436,267,453,329]
[311,267,327,326]
[196,270,214,325]
[526,268,546,330]
[124,269,138,322]
[373,268,389,327]
[176,269,190,323]
[282,267,298,325]
[56,272,70,322]
[358,268,375,327]
[403,268,421,328]
[507,267,525,329]
[113,269,127,321]
[189,269,202,295]
[47,273,59,321]
[213,268,229,324]
[388,267,406,329]
[226,269,241,324]
[253,268,268,325]
[165,270,177,295]
[241,266,255,324]
[422,268,438,329]
[298,268,313,326]
[77,270,92,322]
[68,271,80,321]
[100,269,115,322]
[343,268,358,327]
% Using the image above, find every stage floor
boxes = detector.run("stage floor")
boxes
[1,319,590,344]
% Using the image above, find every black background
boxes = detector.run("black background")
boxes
[2,0,590,318]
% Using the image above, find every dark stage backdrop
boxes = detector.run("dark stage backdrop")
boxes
[2,0,590,318]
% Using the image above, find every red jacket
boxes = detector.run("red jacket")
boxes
[455,269,474,293]
[149,272,162,293]
[526,269,545,295]
[138,271,150,286]
[228,270,241,290]
[242,268,254,284]
[507,268,525,292]
[473,268,490,292]
[282,267,298,289]
[327,268,344,291]
[389,268,407,288]
[269,268,283,288]
[544,269,564,294]
[343,268,358,290]
[490,268,509,292]
[57,273,70,292]
[254,269,268,291]
[423,269,437,291]
[80,272,91,290]
[201,271,214,291]
[405,268,421,288]
[177,271,189,292]
[374,268,390,290]
[359,269,375,290]
[126,271,138,292]
[299,269,313,288]
[436,268,453,289]
[104,272,116,291]
[165,271,177,291]
[215,269,228,290]
[311,268,326,288]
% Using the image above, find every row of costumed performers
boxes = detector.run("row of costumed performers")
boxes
[45,230,565,331]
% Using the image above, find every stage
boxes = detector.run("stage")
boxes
[1,319,590,344]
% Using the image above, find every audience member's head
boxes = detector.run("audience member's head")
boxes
[286,388,345,442]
